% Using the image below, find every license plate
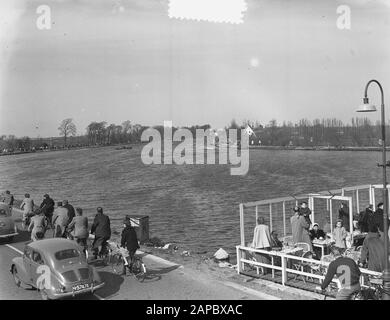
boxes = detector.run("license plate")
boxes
[72,283,91,292]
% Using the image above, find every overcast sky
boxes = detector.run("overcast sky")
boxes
[1,0,390,137]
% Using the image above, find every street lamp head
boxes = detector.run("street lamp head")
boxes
[356,97,377,112]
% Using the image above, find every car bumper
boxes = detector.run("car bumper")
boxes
[50,282,105,299]
[0,232,18,239]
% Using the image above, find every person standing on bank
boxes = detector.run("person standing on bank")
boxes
[120,217,140,276]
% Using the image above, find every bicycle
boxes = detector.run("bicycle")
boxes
[108,245,146,281]
[64,229,89,260]
[315,280,384,300]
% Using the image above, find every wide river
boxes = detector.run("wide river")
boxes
[0,146,386,254]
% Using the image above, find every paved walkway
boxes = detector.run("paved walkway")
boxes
[0,209,276,300]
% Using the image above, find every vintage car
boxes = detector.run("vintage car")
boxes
[10,238,105,300]
[0,203,18,242]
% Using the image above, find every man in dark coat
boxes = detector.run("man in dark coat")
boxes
[63,200,75,224]
[120,217,140,275]
[90,207,111,259]
[370,202,390,240]
[338,202,350,232]
[358,204,374,233]
[40,194,55,228]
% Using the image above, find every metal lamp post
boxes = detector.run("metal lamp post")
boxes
[356,79,390,300]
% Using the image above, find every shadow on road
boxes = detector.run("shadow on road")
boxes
[94,271,124,299]
[142,264,182,283]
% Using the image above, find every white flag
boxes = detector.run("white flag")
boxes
[244,125,255,137]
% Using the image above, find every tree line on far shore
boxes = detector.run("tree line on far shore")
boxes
[0,117,389,153]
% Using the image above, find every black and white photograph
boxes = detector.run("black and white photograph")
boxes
[1,0,390,306]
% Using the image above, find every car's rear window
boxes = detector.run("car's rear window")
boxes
[54,249,80,260]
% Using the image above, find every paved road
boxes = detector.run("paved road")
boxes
[0,209,270,300]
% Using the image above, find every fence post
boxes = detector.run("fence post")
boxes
[240,204,245,246]
[349,198,354,244]
[282,201,286,237]
[310,196,315,225]
[356,189,360,214]
[255,205,258,225]
[281,255,287,286]
[330,199,333,235]
[236,246,242,274]
[269,203,273,232]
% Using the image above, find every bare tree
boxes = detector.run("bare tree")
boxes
[58,118,77,146]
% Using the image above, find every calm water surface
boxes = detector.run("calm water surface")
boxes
[0,147,386,254]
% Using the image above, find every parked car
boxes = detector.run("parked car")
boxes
[0,203,18,242]
[10,238,105,300]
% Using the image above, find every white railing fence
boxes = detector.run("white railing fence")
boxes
[236,245,382,291]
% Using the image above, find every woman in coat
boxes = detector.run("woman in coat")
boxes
[291,209,313,251]
[251,217,272,274]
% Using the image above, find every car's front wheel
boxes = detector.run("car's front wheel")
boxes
[12,266,21,287]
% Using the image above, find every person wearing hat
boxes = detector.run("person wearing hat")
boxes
[120,217,140,276]
[39,194,55,228]
[310,223,326,241]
